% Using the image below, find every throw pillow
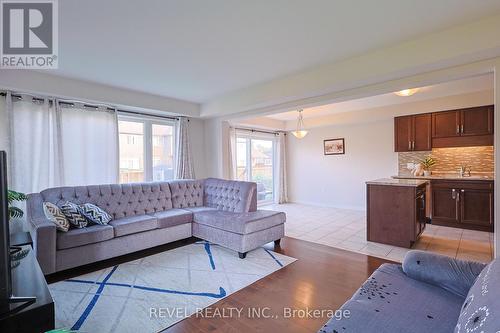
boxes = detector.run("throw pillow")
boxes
[60,201,88,228]
[79,203,112,225]
[454,259,500,333]
[43,202,70,232]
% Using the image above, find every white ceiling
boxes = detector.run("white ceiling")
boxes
[266,74,494,121]
[50,0,500,103]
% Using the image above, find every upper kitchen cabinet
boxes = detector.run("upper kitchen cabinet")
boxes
[394,114,431,152]
[432,105,493,148]
[461,105,493,136]
[432,110,461,138]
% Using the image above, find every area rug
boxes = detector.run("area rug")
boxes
[49,241,296,333]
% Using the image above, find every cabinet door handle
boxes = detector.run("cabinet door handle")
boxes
[461,124,464,134]
[451,188,456,199]
[455,191,460,220]
[461,189,465,193]
[408,141,411,150]
[411,141,415,150]
[456,125,460,134]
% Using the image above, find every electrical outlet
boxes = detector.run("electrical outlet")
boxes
[407,162,415,170]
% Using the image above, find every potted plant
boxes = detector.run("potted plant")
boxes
[420,156,436,177]
[8,190,27,220]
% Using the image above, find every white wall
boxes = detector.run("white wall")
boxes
[0,70,200,117]
[188,118,208,178]
[287,120,396,211]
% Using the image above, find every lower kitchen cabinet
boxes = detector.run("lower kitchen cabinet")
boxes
[431,180,493,232]
[367,182,427,248]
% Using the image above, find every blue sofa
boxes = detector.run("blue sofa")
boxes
[320,250,499,333]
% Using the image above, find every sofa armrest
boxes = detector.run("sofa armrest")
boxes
[26,193,56,274]
[402,250,486,298]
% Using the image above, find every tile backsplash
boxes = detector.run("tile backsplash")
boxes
[398,146,494,175]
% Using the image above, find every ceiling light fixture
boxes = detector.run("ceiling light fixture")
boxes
[291,109,308,139]
[395,88,420,97]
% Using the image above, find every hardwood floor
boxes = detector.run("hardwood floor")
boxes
[45,236,391,332]
[163,237,391,333]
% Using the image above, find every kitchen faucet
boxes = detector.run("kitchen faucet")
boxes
[459,165,471,177]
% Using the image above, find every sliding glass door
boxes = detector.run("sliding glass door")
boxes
[236,135,276,204]
[118,116,176,183]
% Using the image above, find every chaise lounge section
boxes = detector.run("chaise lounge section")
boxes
[319,250,499,333]
[27,178,285,274]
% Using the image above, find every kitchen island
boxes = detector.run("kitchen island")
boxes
[366,178,428,248]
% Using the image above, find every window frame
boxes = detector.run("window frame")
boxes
[118,114,178,183]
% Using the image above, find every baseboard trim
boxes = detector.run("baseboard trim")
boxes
[286,200,366,211]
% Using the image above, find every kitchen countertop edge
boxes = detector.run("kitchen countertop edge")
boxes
[366,178,429,187]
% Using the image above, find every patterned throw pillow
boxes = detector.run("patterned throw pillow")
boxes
[60,201,88,228]
[43,202,70,232]
[454,259,500,333]
[78,203,112,225]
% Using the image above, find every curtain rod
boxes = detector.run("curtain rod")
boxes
[0,91,181,121]
[234,127,285,136]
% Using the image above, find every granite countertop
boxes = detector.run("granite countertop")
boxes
[366,178,429,187]
[393,174,494,181]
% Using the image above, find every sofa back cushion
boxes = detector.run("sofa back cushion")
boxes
[169,180,204,209]
[454,259,500,333]
[40,182,173,219]
[203,178,257,213]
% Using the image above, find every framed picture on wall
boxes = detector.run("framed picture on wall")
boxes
[324,138,345,155]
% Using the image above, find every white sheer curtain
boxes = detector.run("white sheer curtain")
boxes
[276,132,288,204]
[175,117,195,179]
[59,105,119,186]
[227,125,237,180]
[6,93,119,193]
[7,93,64,194]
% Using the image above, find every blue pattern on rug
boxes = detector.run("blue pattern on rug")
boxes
[264,248,283,267]
[71,265,118,330]
[54,244,294,332]
[68,241,225,330]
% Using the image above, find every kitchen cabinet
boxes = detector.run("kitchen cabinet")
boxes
[432,110,461,138]
[367,180,427,248]
[431,180,493,232]
[394,105,494,151]
[461,105,493,136]
[431,105,493,148]
[394,114,431,152]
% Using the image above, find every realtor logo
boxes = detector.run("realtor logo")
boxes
[1,0,58,68]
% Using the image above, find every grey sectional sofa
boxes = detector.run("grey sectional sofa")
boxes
[26,178,285,275]
[319,250,499,333]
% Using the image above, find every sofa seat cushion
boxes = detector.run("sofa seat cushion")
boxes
[109,215,157,237]
[183,206,217,214]
[151,209,193,229]
[193,210,285,235]
[57,225,114,250]
[320,263,464,333]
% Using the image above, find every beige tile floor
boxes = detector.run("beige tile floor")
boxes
[265,203,494,263]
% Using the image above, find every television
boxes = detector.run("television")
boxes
[0,151,36,316]
[0,151,12,311]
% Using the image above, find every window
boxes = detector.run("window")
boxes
[236,134,276,203]
[118,116,176,183]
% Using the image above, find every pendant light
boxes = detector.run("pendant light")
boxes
[291,109,308,139]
